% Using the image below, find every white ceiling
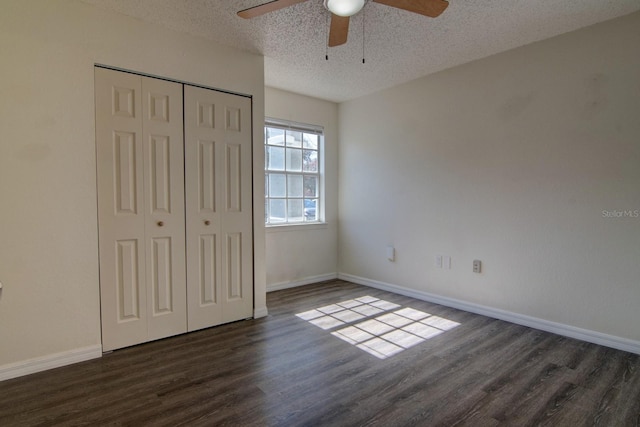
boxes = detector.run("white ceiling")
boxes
[83,0,640,103]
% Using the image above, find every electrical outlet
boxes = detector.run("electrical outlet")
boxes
[435,255,442,268]
[473,260,482,273]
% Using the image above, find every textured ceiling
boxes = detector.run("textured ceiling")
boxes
[82,0,640,102]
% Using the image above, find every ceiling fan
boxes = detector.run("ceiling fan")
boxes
[237,0,449,47]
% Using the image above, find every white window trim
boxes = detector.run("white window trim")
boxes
[265,222,329,233]
[265,117,325,227]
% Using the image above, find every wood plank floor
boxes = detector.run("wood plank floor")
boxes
[1,280,639,426]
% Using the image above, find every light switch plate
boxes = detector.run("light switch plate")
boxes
[386,246,395,262]
[435,255,443,268]
[443,256,451,270]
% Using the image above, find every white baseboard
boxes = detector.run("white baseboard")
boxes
[254,306,269,318]
[0,345,103,382]
[267,272,338,292]
[339,273,640,355]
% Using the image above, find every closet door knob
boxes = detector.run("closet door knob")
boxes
[204,220,210,226]
[157,221,164,227]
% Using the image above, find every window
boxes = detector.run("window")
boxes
[265,119,323,225]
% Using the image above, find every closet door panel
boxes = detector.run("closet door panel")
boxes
[185,85,223,331]
[199,234,218,305]
[96,68,147,351]
[219,94,253,322]
[142,77,187,340]
[184,86,253,331]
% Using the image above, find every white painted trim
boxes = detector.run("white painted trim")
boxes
[265,222,328,233]
[339,273,640,355]
[254,306,269,318]
[0,345,103,382]
[267,273,338,292]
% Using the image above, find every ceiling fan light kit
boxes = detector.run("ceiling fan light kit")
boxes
[324,0,365,17]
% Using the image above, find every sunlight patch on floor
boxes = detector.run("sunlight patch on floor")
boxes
[295,296,461,359]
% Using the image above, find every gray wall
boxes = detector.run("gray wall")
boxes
[338,12,640,343]
[0,0,266,373]
[265,87,339,290]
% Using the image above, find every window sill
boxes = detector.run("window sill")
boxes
[265,222,329,233]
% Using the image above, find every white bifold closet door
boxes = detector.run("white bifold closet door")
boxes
[96,68,253,351]
[184,86,253,331]
[96,68,187,351]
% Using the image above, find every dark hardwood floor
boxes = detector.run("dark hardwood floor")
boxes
[1,280,639,426]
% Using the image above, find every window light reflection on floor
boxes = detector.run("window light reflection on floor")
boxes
[295,296,460,359]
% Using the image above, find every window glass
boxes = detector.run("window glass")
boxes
[265,120,323,225]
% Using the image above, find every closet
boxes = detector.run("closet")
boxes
[95,67,253,351]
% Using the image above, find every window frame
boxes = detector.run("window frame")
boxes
[264,118,324,226]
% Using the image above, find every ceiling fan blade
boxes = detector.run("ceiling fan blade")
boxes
[328,14,350,47]
[238,0,309,19]
[373,0,449,18]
